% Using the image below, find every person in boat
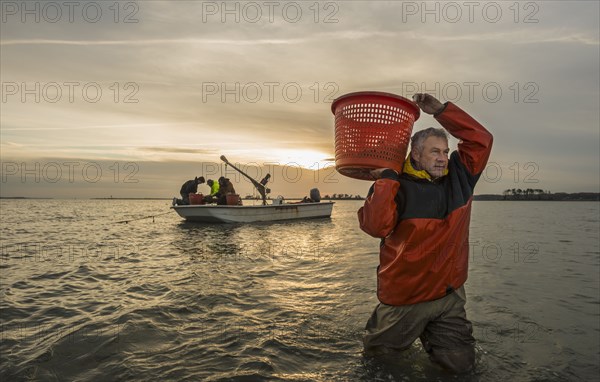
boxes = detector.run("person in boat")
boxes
[203,179,220,204]
[216,176,236,205]
[358,93,493,373]
[174,176,205,205]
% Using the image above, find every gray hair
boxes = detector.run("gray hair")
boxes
[410,127,448,154]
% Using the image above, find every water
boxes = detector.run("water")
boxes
[1,200,598,381]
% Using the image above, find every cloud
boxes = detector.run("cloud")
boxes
[0,141,24,147]
[1,124,145,131]
[138,147,217,155]
[425,30,599,45]
[0,38,305,46]
[3,29,597,47]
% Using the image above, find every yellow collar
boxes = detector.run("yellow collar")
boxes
[403,155,449,180]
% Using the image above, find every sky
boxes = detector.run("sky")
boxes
[1,0,599,199]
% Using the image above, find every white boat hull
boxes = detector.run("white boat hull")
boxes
[171,202,334,223]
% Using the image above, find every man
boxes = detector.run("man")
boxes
[207,179,220,196]
[175,176,205,205]
[203,179,221,204]
[358,93,493,373]
[216,176,236,205]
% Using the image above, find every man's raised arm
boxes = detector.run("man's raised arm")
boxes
[435,102,493,176]
[413,93,493,176]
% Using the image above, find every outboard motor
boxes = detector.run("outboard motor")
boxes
[309,188,321,202]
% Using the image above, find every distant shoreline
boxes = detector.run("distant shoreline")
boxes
[1,193,598,201]
[473,193,599,201]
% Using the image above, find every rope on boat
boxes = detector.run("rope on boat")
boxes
[116,210,173,224]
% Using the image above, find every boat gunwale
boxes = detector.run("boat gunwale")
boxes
[171,201,335,210]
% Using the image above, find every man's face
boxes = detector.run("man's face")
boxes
[412,136,449,179]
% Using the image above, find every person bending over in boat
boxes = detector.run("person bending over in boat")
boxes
[216,176,237,205]
[174,176,205,205]
[358,93,493,374]
[203,179,220,204]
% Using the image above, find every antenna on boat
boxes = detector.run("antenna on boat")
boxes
[220,155,270,205]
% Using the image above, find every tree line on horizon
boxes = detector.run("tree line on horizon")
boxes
[497,189,599,201]
[239,189,597,202]
[323,194,364,200]
[502,188,549,200]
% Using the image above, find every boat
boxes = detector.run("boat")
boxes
[171,155,334,223]
[171,200,334,223]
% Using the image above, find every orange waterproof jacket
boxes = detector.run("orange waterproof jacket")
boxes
[358,102,493,306]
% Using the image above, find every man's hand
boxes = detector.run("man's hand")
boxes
[370,168,397,179]
[412,93,445,115]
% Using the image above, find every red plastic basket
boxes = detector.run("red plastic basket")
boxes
[189,193,204,205]
[331,91,420,180]
[226,194,241,205]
